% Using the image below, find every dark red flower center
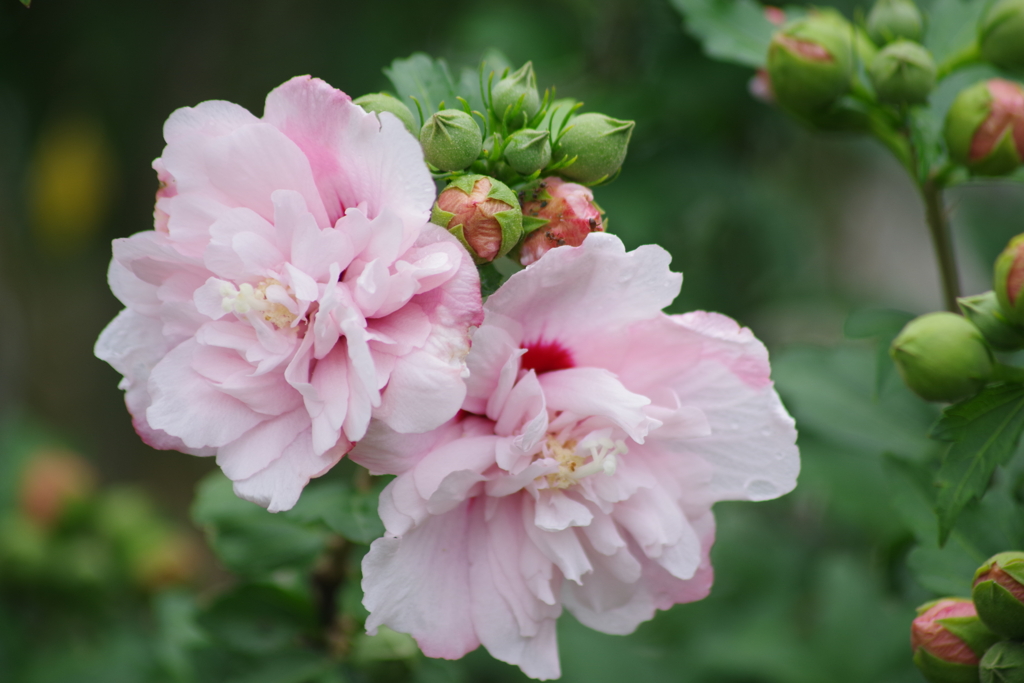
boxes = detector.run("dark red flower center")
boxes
[520,339,574,375]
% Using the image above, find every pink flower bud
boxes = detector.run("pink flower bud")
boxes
[971,79,1024,162]
[19,448,96,528]
[517,177,604,266]
[911,598,985,665]
[434,175,523,263]
[976,559,1024,603]
[994,234,1024,325]
[973,551,1024,639]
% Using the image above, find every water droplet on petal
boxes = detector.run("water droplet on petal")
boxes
[746,479,778,500]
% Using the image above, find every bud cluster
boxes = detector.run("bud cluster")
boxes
[351,61,626,271]
[911,553,1024,683]
[756,0,1024,181]
[352,61,634,188]
[763,0,938,125]
[890,231,1024,403]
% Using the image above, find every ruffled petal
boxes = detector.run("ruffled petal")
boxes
[263,76,435,229]
[362,503,480,659]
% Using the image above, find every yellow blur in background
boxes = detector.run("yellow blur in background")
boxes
[28,115,115,257]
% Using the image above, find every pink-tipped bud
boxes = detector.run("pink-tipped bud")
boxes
[994,234,1024,325]
[973,551,1024,639]
[972,80,1024,161]
[946,79,1024,176]
[912,599,982,665]
[911,598,1000,682]
[432,175,523,263]
[977,560,1024,602]
[19,448,96,528]
[517,177,604,266]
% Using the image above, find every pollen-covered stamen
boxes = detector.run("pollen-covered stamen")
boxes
[543,433,626,489]
[220,278,298,329]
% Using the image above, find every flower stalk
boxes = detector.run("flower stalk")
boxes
[921,176,961,313]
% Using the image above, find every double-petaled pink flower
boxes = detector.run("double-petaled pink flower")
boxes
[95,76,482,511]
[352,233,800,679]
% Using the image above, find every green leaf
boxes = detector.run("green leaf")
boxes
[154,590,208,682]
[222,652,338,683]
[284,476,385,545]
[191,472,330,576]
[925,0,986,64]
[19,0,30,6]
[199,583,315,655]
[384,54,458,127]
[930,383,1024,544]
[668,0,777,68]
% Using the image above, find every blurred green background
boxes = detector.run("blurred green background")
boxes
[2,0,1024,681]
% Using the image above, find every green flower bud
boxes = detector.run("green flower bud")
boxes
[981,641,1024,683]
[766,11,855,117]
[958,291,1024,351]
[869,40,936,104]
[419,110,483,172]
[492,62,541,130]
[912,598,1001,683]
[353,92,418,134]
[945,79,1024,177]
[503,128,552,175]
[980,0,1024,71]
[867,0,924,44]
[431,174,523,263]
[995,234,1024,325]
[973,552,1024,639]
[553,113,634,184]
[890,312,994,402]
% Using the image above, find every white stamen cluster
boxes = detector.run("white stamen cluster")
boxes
[220,279,297,329]
[543,432,625,489]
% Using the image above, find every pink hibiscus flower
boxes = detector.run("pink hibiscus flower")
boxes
[95,76,482,512]
[351,233,799,679]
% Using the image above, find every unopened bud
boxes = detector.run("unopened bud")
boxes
[517,177,604,266]
[503,128,552,175]
[19,448,96,528]
[973,552,1024,639]
[432,175,523,263]
[766,11,854,117]
[867,0,924,44]
[945,79,1024,176]
[890,312,994,402]
[981,641,1024,683]
[995,234,1024,325]
[492,62,541,131]
[353,93,418,135]
[912,598,1001,683]
[869,41,936,105]
[958,291,1024,351]
[980,0,1024,71]
[553,113,634,184]
[419,109,483,171]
